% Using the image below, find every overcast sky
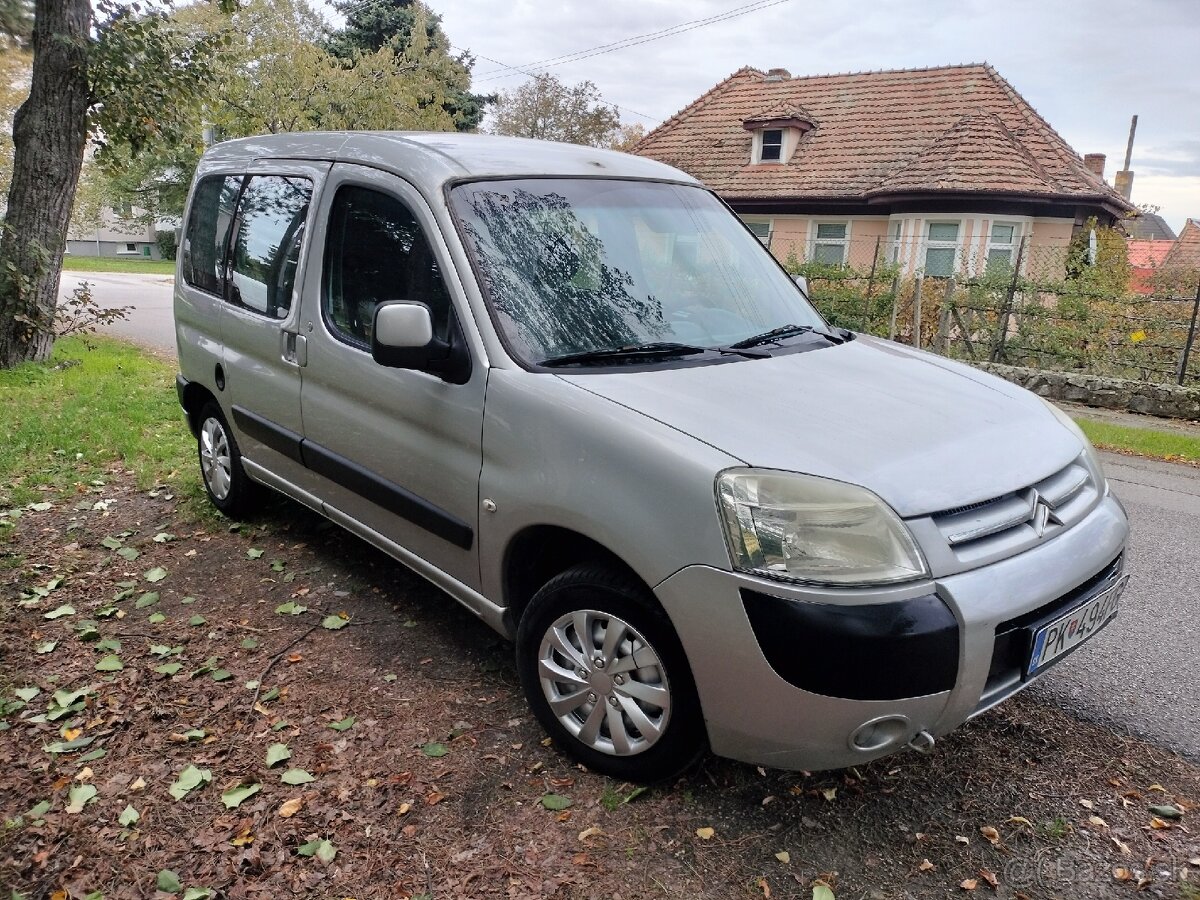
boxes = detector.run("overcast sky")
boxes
[417,0,1199,233]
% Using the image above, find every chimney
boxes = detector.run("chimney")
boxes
[1115,170,1134,200]
[1083,153,1106,178]
[764,68,791,82]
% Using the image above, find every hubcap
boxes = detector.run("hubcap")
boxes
[199,417,232,501]
[537,609,672,757]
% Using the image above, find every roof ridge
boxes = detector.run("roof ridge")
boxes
[633,66,764,152]
[772,61,991,82]
[873,113,1056,194]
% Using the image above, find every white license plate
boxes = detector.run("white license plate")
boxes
[1027,575,1128,675]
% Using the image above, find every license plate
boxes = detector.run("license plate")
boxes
[1027,575,1128,675]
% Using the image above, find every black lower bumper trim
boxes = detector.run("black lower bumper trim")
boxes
[741,589,959,701]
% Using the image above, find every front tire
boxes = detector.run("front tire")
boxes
[516,564,706,783]
[197,401,256,518]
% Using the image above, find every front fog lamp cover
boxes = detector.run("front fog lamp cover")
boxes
[716,469,928,585]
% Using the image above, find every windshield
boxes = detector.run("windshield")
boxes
[448,178,826,366]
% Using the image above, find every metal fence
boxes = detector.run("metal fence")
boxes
[787,237,1200,387]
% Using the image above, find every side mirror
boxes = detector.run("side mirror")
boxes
[792,274,810,298]
[371,301,470,384]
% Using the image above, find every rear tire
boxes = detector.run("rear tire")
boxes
[196,401,257,518]
[516,564,706,783]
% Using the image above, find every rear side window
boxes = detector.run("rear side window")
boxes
[322,185,452,348]
[182,175,242,294]
[228,176,313,318]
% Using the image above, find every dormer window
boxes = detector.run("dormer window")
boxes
[760,129,784,162]
[744,105,818,166]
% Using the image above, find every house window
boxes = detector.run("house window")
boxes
[118,242,139,255]
[924,222,959,277]
[888,220,903,263]
[759,129,783,162]
[743,220,772,247]
[812,222,847,265]
[986,222,1018,273]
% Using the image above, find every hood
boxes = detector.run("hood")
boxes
[556,336,1082,518]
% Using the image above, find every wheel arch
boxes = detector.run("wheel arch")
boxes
[501,525,652,634]
[179,379,218,437]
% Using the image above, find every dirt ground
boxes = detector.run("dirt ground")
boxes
[2,469,1198,900]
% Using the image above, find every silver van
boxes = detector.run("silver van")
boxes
[174,132,1129,782]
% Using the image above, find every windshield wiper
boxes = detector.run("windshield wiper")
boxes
[540,341,768,368]
[729,323,848,349]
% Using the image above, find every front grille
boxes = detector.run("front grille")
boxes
[928,460,1099,566]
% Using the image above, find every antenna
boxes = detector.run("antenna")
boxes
[1123,115,1138,171]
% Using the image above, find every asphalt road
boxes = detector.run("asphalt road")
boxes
[58,270,176,356]
[69,272,1200,760]
[1032,452,1200,760]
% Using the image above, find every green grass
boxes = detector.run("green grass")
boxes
[0,336,196,509]
[62,255,176,275]
[1076,418,1200,464]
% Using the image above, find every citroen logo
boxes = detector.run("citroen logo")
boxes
[1029,491,1063,537]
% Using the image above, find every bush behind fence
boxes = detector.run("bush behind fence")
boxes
[783,236,1200,387]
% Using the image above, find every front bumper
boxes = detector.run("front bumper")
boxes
[653,493,1129,771]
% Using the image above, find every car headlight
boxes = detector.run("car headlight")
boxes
[716,469,929,586]
[1040,398,1109,494]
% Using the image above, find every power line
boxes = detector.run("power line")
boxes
[451,45,659,123]
[472,0,792,83]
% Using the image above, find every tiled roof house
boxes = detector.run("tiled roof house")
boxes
[634,63,1132,278]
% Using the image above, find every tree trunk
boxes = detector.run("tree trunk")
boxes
[0,0,91,368]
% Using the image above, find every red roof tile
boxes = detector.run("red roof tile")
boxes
[634,63,1131,209]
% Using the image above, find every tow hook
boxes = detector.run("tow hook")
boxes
[907,730,936,754]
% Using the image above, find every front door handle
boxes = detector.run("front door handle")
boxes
[282,332,307,367]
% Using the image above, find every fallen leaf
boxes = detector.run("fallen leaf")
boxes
[328,716,355,732]
[758,877,770,898]
[118,804,139,826]
[695,826,715,840]
[1149,816,1171,829]
[95,654,123,672]
[812,883,835,900]
[168,764,212,801]
[821,787,837,801]
[281,769,315,785]
[265,743,291,767]
[397,802,412,815]
[775,850,790,864]
[221,781,261,809]
[578,826,603,842]
[960,878,978,891]
[425,790,445,806]
[230,827,254,847]
[1113,867,1134,882]
[275,601,306,615]
[66,783,97,813]
[980,825,1000,845]
[1149,804,1183,820]
[1148,784,1166,793]
[1088,815,1109,828]
[1079,799,1095,810]
[918,859,935,872]
[955,835,970,845]
[157,870,182,893]
[421,741,448,758]
[144,566,168,583]
[1112,836,1132,856]
[297,838,336,863]
[321,614,349,630]
[1007,816,1032,828]
[75,766,94,781]
[541,793,572,811]
[979,868,999,890]
[247,548,264,559]
[43,604,75,619]
[188,615,207,626]
[182,889,213,900]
